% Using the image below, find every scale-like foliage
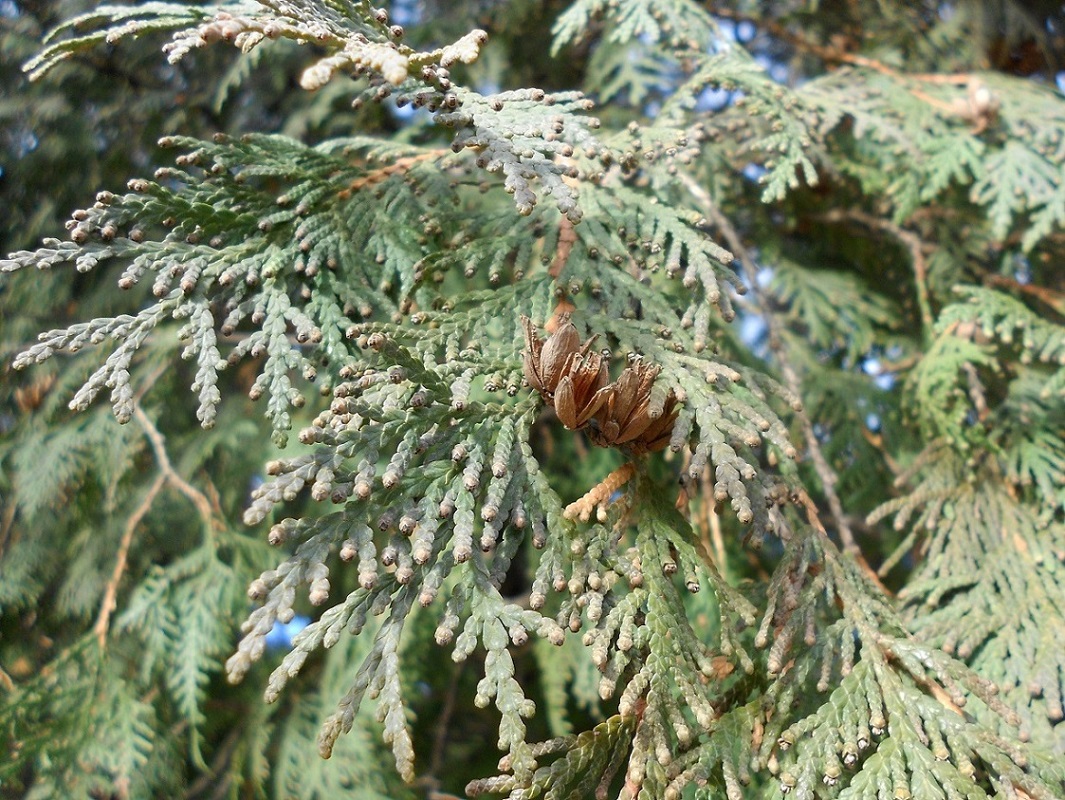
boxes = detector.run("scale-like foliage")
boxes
[770,261,899,364]
[3,1,1065,798]
[552,0,717,53]
[870,442,1065,747]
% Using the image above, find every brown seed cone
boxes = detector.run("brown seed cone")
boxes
[555,351,612,430]
[628,393,679,454]
[521,314,596,401]
[590,361,662,446]
[522,315,679,454]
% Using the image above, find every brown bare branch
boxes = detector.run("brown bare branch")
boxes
[94,402,221,649]
[94,473,165,648]
[134,405,217,527]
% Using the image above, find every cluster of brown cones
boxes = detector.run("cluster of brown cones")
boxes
[521,315,679,455]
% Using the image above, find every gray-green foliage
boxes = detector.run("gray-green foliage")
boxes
[2,1,1065,798]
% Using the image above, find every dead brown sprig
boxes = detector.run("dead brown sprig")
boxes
[521,314,679,456]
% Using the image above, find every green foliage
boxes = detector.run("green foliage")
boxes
[872,445,1065,755]
[770,261,899,363]
[551,0,717,54]
[3,1,1065,799]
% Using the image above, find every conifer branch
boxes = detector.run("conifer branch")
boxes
[94,473,164,648]
[819,208,935,335]
[677,171,861,557]
[5,1,1065,796]
[93,402,219,648]
[134,405,217,530]
[707,5,979,85]
[0,500,15,561]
